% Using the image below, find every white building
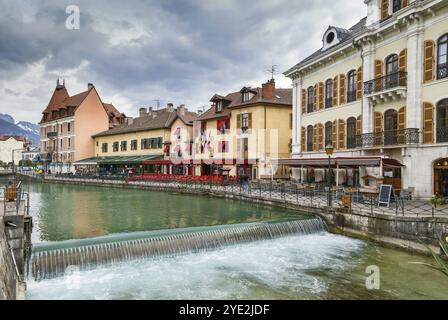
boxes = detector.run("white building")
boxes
[0,136,30,164]
[283,0,448,199]
[22,146,40,162]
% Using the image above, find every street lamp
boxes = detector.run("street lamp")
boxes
[325,143,334,208]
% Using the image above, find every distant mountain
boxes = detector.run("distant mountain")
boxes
[0,113,15,124]
[0,118,40,145]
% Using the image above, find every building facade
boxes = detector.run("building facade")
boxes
[0,136,31,164]
[284,0,448,198]
[39,81,124,173]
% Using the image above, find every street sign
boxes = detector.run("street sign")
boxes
[47,132,58,139]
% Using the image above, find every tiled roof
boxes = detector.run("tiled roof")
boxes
[0,135,30,144]
[284,17,367,75]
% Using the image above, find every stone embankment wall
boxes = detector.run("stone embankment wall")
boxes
[0,217,19,300]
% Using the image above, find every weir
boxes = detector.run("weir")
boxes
[31,218,326,280]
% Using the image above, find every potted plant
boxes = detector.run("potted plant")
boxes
[430,194,447,208]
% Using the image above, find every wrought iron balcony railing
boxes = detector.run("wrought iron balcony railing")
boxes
[347,136,356,149]
[436,127,448,143]
[363,71,407,95]
[437,63,448,80]
[356,128,420,148]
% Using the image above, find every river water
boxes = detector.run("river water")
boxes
[23,182,448,300]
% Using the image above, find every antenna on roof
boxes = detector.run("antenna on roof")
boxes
[153,99,161,110]
[266,65,278,81]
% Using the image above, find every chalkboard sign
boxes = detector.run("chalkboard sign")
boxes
[378,184,395,207]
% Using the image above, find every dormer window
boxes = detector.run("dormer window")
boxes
[216,101,222,113]
[243,92,250,102]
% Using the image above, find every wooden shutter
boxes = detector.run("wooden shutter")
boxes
[375,60,384,78]
[333,76,338,106]
[237,114,241,129]
[338,119,345,149]
[332,120,337,149]
[423,102,434,144]
[248,113,252,129]
[374,112,383,146]
[313,84,318,111]
[424,40,435,83]
[381,0,389,20]
[356,115,362,135]
[398,106,406,144]
[399,49,407,85]
[357,66,363,100]
[313,124,317,151]
[290,113,293,129]
[301,89,306,114]
[317,123,324,151]
[301,127,306,152]
[339,74,346,105]
[318,82,324,110]
[403,0,409,8]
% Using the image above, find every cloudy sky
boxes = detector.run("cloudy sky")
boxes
[0,0,366,123]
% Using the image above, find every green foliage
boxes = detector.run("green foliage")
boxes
[430,195,447,207]
[430,238,448,277]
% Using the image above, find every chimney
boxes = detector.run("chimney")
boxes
[139,107,148,117]
[178,104,186,115]
[262,79,276,100]
[148,107,153,117]
[167,103,174,112]
[198,110,203,114]
[88,83,94,90]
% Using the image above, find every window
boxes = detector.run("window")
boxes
[347,117,357,149]
[392,0,402,13]
[112,142,119,152]
[325,79,333,108]
[437,34,448,80]
[217,119,230,134]
[306,125,313,152]
[385,54,399,88]
[384,109,398,145]
[307,87,314,113]
[96,141,99,147]
[216,101,222,113]
[68,122,71,133]
[102,143,108,153]
[242,92,251,102]
[437,99,448,143]
[131,140,138,150]
[347,70,357,103]
[60,124,63,132]
[60,139,63,148]
[218,141,229,153]
[68,138,71,149]
[141,137,163,149]
[120,141,127,151]
[325,121,333,147]
[241,113,249,131]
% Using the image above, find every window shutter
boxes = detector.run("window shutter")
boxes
[332,120,337,149]
[423,102,434,144]
[248,113,252,129]
[319,82,324,110]
[339,74,346,105]
[313,84,318,111]
[301,127,306,152]
[375,60,384,78]
[424,40,435,83]
[338,119,345,149]
[237,114,241,129]
[333,76,338,106]
[356,115,362,135]
[375,112,383,133]
[381,0,389,20]
[398,106,406,144]
[313,124,317,151]
[290,113,293,129]
[237,138,241,156]
[399,49,407,85]
[318,123,324,151]
[403,0,409,8]
[356,66,363,100]
[301,89,307,114]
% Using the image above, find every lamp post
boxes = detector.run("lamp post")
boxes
[325,143,334,208]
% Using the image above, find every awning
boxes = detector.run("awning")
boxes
[142,158,258,166]
[273,157,404,168]
[75,154,163,166]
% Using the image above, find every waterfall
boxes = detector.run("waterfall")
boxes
[31,218,326,280]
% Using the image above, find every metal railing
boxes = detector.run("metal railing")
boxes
[356,128,420,148]
[436,127,448,143]
[437,63,448,80]
[363,71,407,95]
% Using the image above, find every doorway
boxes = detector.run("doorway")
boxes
[434,159,448,197]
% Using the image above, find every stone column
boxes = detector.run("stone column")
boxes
[362,40,376,134]
[292,77,302,156]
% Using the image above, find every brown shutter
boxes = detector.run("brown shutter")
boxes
[374,112,383,145]
[237,114,241,129]
[332,120,337,149]
[248,113,252,129]
[339,74,346,105]
[357,66,363,100]
[403,0,409,7]
[375,60,384,78]
[318,123,324,151]
[301,127,306,152]
[333,76,338,106]
[290,113,293,129]
[424,40,435,83]
[301,89,306,114]
[338,119,345,149]
[313,84,318,111]
[381,0,389,20]
[399,49,407,85]
[398,106,406,144]
[423,102,434,144]
[313,124,317,151]
[319,82,324,110]
[356,115,362,135]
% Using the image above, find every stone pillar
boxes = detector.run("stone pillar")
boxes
[292,77,302,156]
[362,41,376,134]
[406,17,425,130]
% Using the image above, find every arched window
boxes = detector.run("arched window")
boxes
[325,121,333,147]
[437,34,448,80]
[384,109,398,145]
[347,70,357,103]
[392,0,402,13]
[325,79,333,108]
[307,87,314,113]
[385,54,399,88]
[306,125,314,152]
[347,117,357,149]
[436,99,448,143]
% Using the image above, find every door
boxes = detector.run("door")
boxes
[384,110,398,145]
[434,159,448,197]
[383,168,402,193]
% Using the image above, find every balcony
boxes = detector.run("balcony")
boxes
[437,63,448,80]
[363,71,407,105]
[356,128,420,148]
[46,132,58,139]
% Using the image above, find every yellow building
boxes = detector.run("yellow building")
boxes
[194,79,292,179]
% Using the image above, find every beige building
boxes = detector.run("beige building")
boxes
[283,0,448,198]
[39,80,124,172]
[0,136,30,164]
